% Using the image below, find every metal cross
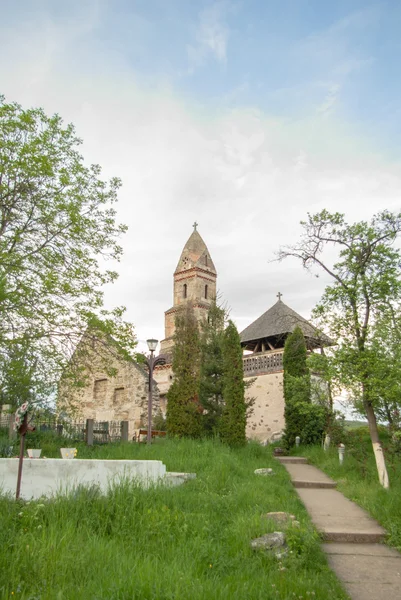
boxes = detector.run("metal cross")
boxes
[193,221,198,231]
[277,292,283,301]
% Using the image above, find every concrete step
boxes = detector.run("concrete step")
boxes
[275,456,308,464]
[293,479,337,489]
[296,488,387,545]
[282,463,337,489]
[322,530,386,543]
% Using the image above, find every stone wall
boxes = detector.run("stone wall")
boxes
[58,340,159,440]
[245,371,285,443]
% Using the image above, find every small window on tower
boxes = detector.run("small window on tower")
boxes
[205,255,208,266]
[183,283,187,298]
[205,284,208,299]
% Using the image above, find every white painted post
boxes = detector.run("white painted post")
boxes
[338,443,345,465]
[324,434,331,451]
[295,436,300,447]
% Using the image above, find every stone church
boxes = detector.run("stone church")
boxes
[61,225,328,442]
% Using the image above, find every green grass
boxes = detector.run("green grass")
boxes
[297,428,401,552]
[0,437,349,600]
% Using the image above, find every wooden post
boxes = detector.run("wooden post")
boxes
[56,424,63,436]
[121,421,129,442]
[86,419,94,446]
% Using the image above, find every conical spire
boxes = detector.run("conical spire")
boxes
[175,227,216,274]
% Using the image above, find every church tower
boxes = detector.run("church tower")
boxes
[160,223,217,357]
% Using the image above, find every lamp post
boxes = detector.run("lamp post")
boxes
[145,339,167,445]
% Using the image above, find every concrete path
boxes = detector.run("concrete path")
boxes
[277,456,401,600]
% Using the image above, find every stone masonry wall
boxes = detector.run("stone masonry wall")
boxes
[245,371,285,443]
[58,342,159,440]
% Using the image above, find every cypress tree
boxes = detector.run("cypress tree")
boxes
[166,304,202,438]
[283,326,326,447]
[220,320,247,447]
[199,301,226,435]
[283,326,309,379]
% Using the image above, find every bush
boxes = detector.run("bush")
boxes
[283,402,328,449]
[284,373,311,405]
[153,410,166,432]
[326,412,346,446]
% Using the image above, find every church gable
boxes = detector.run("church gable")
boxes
[58,333,159,438]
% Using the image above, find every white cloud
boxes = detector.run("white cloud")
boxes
[187,2,230,70]
[317,83,341,116]
[1,4,400,349]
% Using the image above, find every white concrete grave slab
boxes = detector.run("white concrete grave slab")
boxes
[0,458,168,500]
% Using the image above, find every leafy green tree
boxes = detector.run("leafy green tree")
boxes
[283,326,309,380]
[281,326,323,448]
[199,301,226,434]
[0,96,135,406]
[283,325,310,409]
[278,209,401,487]
[220,320,247,447]
[166,304,202,438]
[153,409,167,432]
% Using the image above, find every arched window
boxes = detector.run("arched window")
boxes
[205,284,208,299]
[183,283,187,298]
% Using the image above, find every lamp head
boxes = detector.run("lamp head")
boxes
[146,338,158,352]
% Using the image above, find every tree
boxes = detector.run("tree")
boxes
[282,326,326,448]
[0,96,135,406]
[220,320,247,447]
[166,304,202,438]
[278,209,401,488]
[283,325,310,384]
[199,301,226,434]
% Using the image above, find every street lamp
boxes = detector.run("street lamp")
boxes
[145,339,167,444]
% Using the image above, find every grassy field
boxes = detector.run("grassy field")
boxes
[297,426,401,552]
[0,435,349,600]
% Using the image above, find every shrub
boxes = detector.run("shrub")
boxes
[283,402,327,449]
[153,410,166,432]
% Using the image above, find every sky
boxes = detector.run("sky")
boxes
[1,0,401,357]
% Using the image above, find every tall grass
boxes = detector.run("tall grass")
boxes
[0,438,348,599]
[297,427,401,552]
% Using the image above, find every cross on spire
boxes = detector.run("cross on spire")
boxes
[277,292,283,301]
[193,221,198,231]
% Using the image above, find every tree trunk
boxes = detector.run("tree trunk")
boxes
[364,400,389,489]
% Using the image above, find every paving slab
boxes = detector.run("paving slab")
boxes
[283,463,337,489]
[296,488,386,542]
[322,543,401,600]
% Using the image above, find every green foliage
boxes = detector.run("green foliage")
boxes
[220,321,247,447]
[153,409,166,432]
[284,373,311,406]
[278,209,401,485]
[166,305,202,438]
[283,326,311,405]
[0,96,135,407]
[283,402,328,448]
[199,301,226,434]
[283,326,309,379]
[282,327,317,449]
